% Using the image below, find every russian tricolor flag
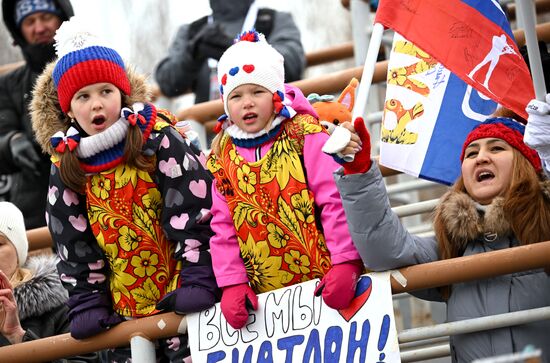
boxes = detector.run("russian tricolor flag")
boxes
[375,0,535,185]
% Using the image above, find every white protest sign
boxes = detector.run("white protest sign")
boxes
[187,271,400,362]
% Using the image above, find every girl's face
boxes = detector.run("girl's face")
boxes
[461,137,514,205]
[227,84,276,134]
[0,234,18,278]
[68,83,122,136]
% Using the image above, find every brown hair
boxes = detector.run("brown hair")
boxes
[58,95,155,192]
[492,107,527,124]
[434,149,550,261]
[210,132,224,158]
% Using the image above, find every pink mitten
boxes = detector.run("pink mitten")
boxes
[314,260,363,309]
[220,283,258,329]
[343,117,372,175]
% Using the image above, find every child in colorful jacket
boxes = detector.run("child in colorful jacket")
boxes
[30,17,218,361]
[207,30,363,329]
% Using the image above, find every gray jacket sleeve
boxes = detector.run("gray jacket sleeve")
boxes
[154,25,203,98]
[334,162,440,271]
[267,11,305,82]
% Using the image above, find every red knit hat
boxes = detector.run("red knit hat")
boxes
[52,17,131,113]
[460,117,542,173]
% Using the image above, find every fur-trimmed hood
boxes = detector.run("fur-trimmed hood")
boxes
[435,179,550,246]
[30,61,152,156]
[13,254,68,321]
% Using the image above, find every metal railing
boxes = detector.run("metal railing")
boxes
[3,241,550,362]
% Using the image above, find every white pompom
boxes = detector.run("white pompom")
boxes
[54,16,109,58]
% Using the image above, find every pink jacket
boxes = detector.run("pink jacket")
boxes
[209,85,361,288]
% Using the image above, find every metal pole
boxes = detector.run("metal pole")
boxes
[353,22,385,120]
[393,199,439,218]
[516,0,547,100]
[400,343,451,362]
[399,336,449,350]
[130,335,156,363]
[0,313,187,363]
[398,306,550,342]
[391,241,550,294]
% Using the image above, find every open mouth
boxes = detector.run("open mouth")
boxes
[476,170,495,182]
[242,113,257,124]
[92,116,106,126]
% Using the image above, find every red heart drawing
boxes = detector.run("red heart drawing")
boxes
[338,276,372,322]
[243,64,255,73]
[221,74,227,85]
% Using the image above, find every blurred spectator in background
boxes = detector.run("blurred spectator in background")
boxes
[520,40,550,94]
[155,0,305,104]
[0,0,73,229]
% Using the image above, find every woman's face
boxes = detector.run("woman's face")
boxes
[0,234,18,278]
[461,137,514,205]
[68,83,122,136]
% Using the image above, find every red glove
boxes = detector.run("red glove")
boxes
[314,260,363,309]
[221,283,258,329]
[344,117,372,175]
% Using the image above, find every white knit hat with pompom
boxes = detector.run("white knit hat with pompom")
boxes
[0,202,28,266]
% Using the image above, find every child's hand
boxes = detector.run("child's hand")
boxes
[314,260,363,310]
[0,270,25,344]
[220,283,258,329]
[321,123,363,162]
[341,117,373,175]
[69,306,122,340]
[156,285,217,314]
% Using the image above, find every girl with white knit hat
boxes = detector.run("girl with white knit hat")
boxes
[207,30,363,329]
[30,16,219,361]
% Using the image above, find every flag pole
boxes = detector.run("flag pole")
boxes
[515,0,547,100]
[353,22,385,120]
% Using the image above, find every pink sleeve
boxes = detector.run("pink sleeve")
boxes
[209,180,250,288]
[303,132,362,264]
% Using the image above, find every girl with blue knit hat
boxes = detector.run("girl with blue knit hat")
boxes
[327,109,550,361]
[207,30,363,329]
[30,16,219,361]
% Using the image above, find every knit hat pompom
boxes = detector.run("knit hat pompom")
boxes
[217,29,285,117]
[52,16,131,113]
[460,117,542,173]
[0,202,28,267]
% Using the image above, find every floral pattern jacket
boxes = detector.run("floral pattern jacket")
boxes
[207,114,361,292]
[46,107,215,318]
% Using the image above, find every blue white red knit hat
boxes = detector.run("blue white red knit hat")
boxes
[460,117,542,173]
[52,16,131,113]
[15,0,61,27]
[217,30,285,118]
[0,202,28,266]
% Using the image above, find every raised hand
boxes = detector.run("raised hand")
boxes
[341,117,373,175]
[0,270,25,344]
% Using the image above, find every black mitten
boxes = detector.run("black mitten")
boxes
[9,134,41,175]
[192,23,233,61]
